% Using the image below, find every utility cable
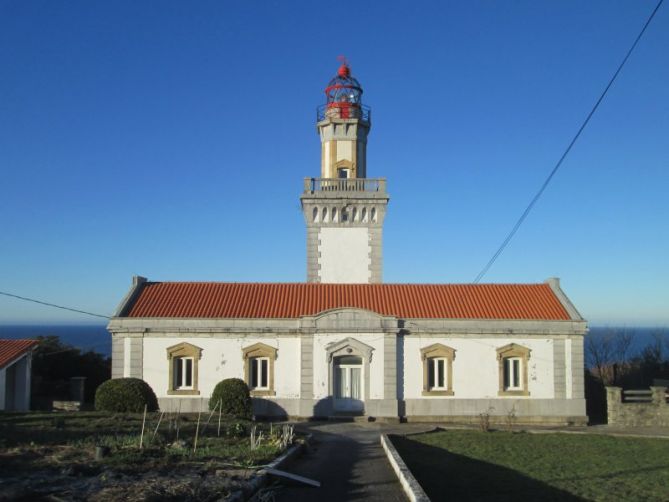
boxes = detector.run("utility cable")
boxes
[473,0,664,283]
[0,290,111,319]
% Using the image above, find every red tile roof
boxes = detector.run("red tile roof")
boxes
[0,339,38,369]
[122,282,572,320]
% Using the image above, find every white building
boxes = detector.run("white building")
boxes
[0,339,38,411]
[108,61,587,425]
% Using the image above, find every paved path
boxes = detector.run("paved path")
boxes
[270,421,669,501]
[272,422,435,502]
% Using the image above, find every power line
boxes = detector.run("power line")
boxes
[473,0,664,283]
[0,290,111,320]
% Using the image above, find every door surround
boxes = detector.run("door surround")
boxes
[326,337,373,406]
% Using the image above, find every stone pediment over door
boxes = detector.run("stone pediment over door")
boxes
[326,337,375,363]
[300,308,398,333]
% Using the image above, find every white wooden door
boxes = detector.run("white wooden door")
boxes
[334,358,363,412]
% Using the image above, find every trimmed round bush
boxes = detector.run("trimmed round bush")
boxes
[209,378,252,419]
[94,378,159,413]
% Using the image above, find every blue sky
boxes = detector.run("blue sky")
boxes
[1,1,667,326]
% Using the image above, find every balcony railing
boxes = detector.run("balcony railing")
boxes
[317,104,371,123]
[303,177,386,193]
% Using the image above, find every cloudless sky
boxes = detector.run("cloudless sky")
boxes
[1,1,667,326]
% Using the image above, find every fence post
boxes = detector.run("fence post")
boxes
[605,386,622,425]
[650,386,666,406]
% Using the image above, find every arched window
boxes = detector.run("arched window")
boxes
[497,343,531,396]
[312,207,319,222]
[166,342,202,396]
[242,343,278,397]
[420,344,455,396]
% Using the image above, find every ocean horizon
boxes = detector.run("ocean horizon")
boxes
[0,324,112,356]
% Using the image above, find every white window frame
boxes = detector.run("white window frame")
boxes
[428,357,448,391]
[250,356,270,391]
[504,357,522,391]
[174,356,194,390]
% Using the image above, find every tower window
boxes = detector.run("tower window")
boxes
[338,168,350,179]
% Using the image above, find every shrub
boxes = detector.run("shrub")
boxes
[226,422,247,438]
[210,378,252,419]
[94,378,159,413]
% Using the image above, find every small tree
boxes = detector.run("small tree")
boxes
[210,378,252,419]
[95,378,159,413]
[31,335,111,406]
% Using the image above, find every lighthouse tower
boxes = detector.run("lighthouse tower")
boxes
[301,59,389,283]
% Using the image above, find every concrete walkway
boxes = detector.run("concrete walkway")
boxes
[271,421,669,501]
[273,422,436,502]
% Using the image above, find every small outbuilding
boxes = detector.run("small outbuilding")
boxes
[0,339,38,411]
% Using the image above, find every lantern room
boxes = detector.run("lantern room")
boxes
[316,58,372,180]
[318,58,371,122]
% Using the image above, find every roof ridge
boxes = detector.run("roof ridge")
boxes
[142,281,550,286]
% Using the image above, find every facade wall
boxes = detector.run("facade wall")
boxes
[142,336,300,401]
[300,189,388,284]
[403,337,555,400]
[109,310,587,424]
[318,227,371,283]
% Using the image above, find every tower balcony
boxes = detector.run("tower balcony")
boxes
[303,177,386,194]
[316,104,371,123]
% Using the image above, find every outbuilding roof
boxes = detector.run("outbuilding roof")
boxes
[119,281,576,321]
[0,339,38,369]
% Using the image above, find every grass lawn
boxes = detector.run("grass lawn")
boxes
[391,430,669,502]
[0,411,291,500]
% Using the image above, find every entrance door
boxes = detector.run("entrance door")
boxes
[333,355,363,413]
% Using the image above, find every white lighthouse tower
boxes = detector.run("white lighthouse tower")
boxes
[301,59,389,283]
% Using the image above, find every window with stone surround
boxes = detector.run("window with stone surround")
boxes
[242,343,277,397]
[166,342,202,395]
[421,344,455,396]
[497,343,531,396]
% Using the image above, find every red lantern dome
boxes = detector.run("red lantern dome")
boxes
[319,57,369,121]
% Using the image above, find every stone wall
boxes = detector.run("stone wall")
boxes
[606,386,669,427]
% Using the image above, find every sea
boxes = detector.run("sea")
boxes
[0,324,112,356]
[0,324,666,362]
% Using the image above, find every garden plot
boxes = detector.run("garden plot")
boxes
[0,411,296,501]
